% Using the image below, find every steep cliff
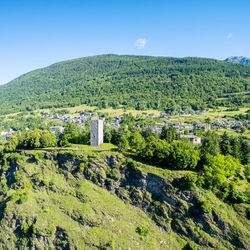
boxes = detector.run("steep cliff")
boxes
[0,150,249,249]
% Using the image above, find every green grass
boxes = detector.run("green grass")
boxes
[216,128,250,139]
[167,107,249,124]
[20,143,118,154]
[69,143,118,151]
[0,149,249,249]
[34,104,161,117]
[0,153,185,249]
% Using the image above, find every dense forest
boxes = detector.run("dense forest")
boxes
[0,55,249,114]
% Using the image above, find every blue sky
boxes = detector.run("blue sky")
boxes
[0,0,249,84]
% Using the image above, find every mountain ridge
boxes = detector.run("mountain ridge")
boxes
[0,54,249,115]
[225,56,250,66]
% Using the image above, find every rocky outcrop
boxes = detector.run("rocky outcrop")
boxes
[0,151,249,249]
[56,152,250,249]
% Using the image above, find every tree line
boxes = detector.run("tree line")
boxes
[2,123,249,204]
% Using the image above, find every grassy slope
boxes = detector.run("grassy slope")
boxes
[0,149,249,249]
[0,152,184,249]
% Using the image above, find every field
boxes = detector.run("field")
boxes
[168,107,248,123]
[35,105,161,117]
[1,104,248,120]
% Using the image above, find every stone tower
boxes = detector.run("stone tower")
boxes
[90,119,103,147]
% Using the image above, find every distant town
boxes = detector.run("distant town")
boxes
[1,108,249,144]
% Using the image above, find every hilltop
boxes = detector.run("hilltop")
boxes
[0,54,249,115]
[225,56,250,66]
[0,149,249,249]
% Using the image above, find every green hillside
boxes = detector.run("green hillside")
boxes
[0,54,250,115]
[0,149,249,249]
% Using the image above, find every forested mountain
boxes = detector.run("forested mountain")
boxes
[225,56,250,66]
[0,54,250,114]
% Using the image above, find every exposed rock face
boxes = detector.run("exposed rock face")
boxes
[0,151,249,249]
[225,56,250,66]
[57,153,250,249]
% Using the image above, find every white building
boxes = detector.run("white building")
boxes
[51,126,64,134]
[181,134,201,144]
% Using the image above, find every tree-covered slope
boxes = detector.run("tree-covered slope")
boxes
[0,54,250,114]
[0,149,249,249]
[225,56,250,66]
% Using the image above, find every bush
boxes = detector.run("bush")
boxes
[229,187,250,204]
[198,200,212,213]
[34,151,44,161]
[17,192,29,204]
[138,138,199,169]
[118,136,129,152]
[135,226,150,236]
[14,170,25,186]
[0,180,9,195]
[182,174,198,190]
[245,165,250,182]
[21,223,29,236]
[79,163,86,173]
[4,135,18,152]
[183,241,197,250]
[126,159,138,171]
[45,224,56,237]
[137,136,171,165]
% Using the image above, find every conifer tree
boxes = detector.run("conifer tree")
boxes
[239,138,249,165]
[220,132,231,155]
[230,137,241,160]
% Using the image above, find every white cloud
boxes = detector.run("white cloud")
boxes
[135,38,147,49]
[227,32,233,39]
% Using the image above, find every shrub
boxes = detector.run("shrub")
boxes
[17,192,29,204]
[0,178,9,195]
[14,170,25,186]
[229,187,250,204]
[135,226,150,236]
[45,224,56,237]
[21,223,29,236]
[126,159,138,171]
[118,136,129,152]
[4,135,18,152]
[110,168,121,180]
[34,151,44,161]
[138,136,171,165]
[183,241,197,250]
[79,163,86,173]
[182,174,198,190]
[199,200,212,213]
[245,165,250,182]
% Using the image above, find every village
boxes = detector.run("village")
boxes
[0,108,249,144]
